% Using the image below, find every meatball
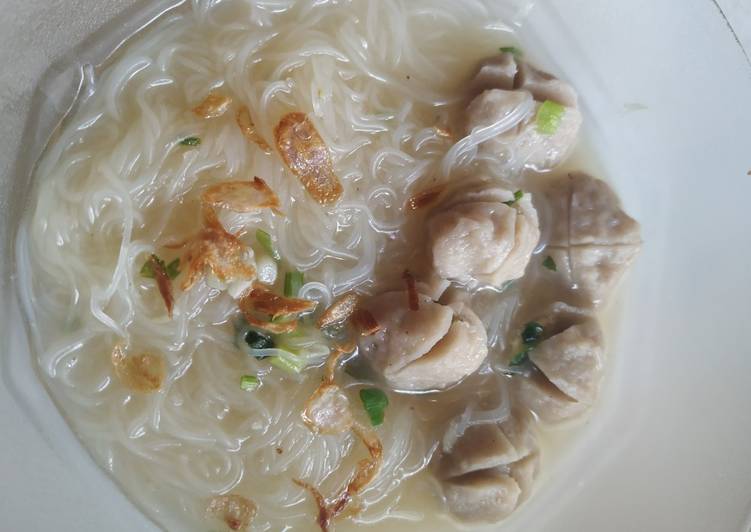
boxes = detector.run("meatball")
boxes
[359,291,488,391]
[443,470,521,522]
[465,54,582,172]
[439,408,540,522]
[512,303,605,423]
[428,182,540,288]
[542,172,642,306]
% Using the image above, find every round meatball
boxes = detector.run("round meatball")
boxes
[439,408,540,522]
[465,55,582,172]
[359,291,488,392]
[541,172,642,306]
[428,182,540,288]
[511,303,605,423]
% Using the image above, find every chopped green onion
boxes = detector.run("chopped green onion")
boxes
[359,388,389,426]
[521,322,544,345]
[509,350,529,367]
[140,254,180,280]
[179,136,201,146]
[256,229,281,261]
[284,271,304,297]
[140,257,160,278]
[542,255,557,272]
[240,375,260,391]
[536,100,566,135]
[270,353,306,374]
[244,329,275,352]
[503,190,524,207]
[510,322,545,367]
[165,258,181,279]
[499,46,522,58]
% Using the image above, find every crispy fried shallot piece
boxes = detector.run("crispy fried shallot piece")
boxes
[317,293,359,329]
[302,346,353,434]
[328,422,383,516]
[206,494,257,531]
[350,308,381,336]
[242,284,317,319]
[293,479,331,532]
[202,177,281,213]
[241,312,299,335]
[111,344,166,393]
[402,270,420,311]
[179,206,256,291]
[193,93,232,119]
[297,345,383,531]
[302,384,354,435]
[434,125,453,139]
[146,254,175,317]
[406,185,446,211]
[236,106,272,153]
[274,112,343,205]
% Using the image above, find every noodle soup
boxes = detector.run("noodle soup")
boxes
[16,1,640,530]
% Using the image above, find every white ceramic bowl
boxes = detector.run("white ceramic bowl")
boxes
[2,1,750,530]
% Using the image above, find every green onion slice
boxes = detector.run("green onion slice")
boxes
[284,271,304,298]
[240,375,260,391]
[499,46,522,58]
[359,388,389,426]
[256,229,281,261]
[141,255,180,280]
[503,190,524,207]
[179,136,201,146]
[536,100,566,135]
[521,322,544,345]
[509,351,529,367]
[270,353,306,374]
[542,255,557,272]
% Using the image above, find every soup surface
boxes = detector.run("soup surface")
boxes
[17,1,640,530]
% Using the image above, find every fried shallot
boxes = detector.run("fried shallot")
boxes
[111,344,166,393]
[242,284,317,319]
[402,270,420,311]
[193,93,232,119]
[146,254,175,317]
[406,185,446,211]
[179,206,256,291]
[206,494,257,531]
[202,177,281,214]
[274,112,343,205]
[236,106,272,153]
[350,308,381,336]
[317,293,359,329]
[297,345,383,531]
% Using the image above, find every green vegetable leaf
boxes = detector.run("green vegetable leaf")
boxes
[521,321,544,345]
[179,136,201,146]
[359,388,389,426]
[509,350,529,367]
[536,100,566,135]
[244,329,275,353]
[141,255,180,280]
[240,375,260,391]
[500,46,523,58]
[542,255,557,272]
[503,190,524,207]
[256,229,281,261]
[284,271,304,298]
